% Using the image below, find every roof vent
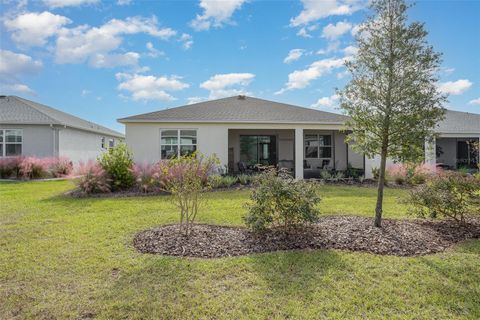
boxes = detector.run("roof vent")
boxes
[237,95,246,100]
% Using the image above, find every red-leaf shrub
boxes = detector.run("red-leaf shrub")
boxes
[74,160,111,194]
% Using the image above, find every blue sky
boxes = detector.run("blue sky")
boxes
[1,0,479,133]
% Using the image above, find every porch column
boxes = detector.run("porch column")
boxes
[424,136,436,165]
[295,128,304,179]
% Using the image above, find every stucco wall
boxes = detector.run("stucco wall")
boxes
[123,122,363,177]
[58,127,121,163]
[0,124,57,158]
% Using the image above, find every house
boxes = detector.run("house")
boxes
[118,95,480,179]
[0,95,124,163]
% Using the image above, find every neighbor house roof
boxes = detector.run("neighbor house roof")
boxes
[436,110,480,134]
[0,95,124,138]
[118,96,350,124]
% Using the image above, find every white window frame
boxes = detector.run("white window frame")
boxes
[108,138,114,149]
[101,137,106,149]
[304,133,332,160]
[160,129,197,159]
[0,128,23,157]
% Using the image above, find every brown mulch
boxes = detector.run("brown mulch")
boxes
[133,216,480,258]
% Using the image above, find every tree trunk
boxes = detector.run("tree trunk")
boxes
[375,147,388,227]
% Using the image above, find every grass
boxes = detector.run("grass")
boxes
[0,180,479,319]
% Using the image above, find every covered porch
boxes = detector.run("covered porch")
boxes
[426,135,480,170]
[227,128,364,179]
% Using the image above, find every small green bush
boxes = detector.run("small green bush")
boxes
[244,169,321,232]
[237,174,252,185]
[208,175,238,188]
[406,172,480,224]
[98,143,135,191]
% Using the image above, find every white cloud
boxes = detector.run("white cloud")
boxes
[146,42,165,58]
[311,94,339,109]
[42,0,98,8]
[4,11,71,47]
[55,16,176,67]
[290,0,363,27]
[81,89,90,97]
[116,73,189,101]
[199,72,255,99]
[187,96,207,105]
[0,50,42,96]
[180,33,193,49]
[191,0,247,31]
[468,98,480,105]
[276,57,347,94]
[0,50,43,76]
[117,0,132,5]
[284,49,305,64]
[438,79,472,95]
[342,45,358,56]
[317,41,340,55]
[89,52,140,68]
[322,21,352,40]
[1,83,35,94]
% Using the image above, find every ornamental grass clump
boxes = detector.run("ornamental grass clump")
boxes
[244,168,321,233]
[161,153,219,236]
[49,157,73,177]
[74,160,111,195]
[0,156,22,179]
[406,171,480,224]
[132,162,165,193]
[19,157,50,179]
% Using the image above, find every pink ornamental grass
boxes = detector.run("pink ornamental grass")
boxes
[0,156,23,179]
[131,162,164,193]
[19,157,50,179]
[74,160,111,194]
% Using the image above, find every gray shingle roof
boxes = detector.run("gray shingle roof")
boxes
[0,95,124,138]
[118,96,350,124]
[436,110,480,134]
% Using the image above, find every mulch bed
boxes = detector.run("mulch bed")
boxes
[133,216,480,258]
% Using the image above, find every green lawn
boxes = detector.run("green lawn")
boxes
[0,181,479,319]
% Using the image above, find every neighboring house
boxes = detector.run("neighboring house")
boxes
[118,95,480,179]
[0,95,124,163]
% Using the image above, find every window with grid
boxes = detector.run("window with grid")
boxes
[0,129,22,157]
[304,134,332,159]
[160,129,197,159]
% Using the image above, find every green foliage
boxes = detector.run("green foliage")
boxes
[98,143,135,191]
[244,169,321,232]
[237,174,252,185]
[161,153,219,236]
[208,175,238,189]
[338,0,446,226]
[406,172,480,224]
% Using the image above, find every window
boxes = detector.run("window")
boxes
[239,135,277,166]
[0,129,22,157]
[160,129,197,159]
[305,134,332,159]
[101,137,105,149]
[109,138,114,149]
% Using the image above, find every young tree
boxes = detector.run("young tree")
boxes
[339,0,446,227]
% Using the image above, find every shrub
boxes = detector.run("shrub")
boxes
[19,157,49,179]
[161,153,219,236]
[75,160,111,194]
[386,163,408,185]
[208,175,238,188]
[49,157,73,177]
[0,156,22,179]
[237,174,252,185]
[406,172,480,224]
[132,162,163,193]
[98,143,134,191]
[320,170,332,180]
[244,168,321,233]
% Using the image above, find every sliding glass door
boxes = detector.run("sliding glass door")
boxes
[239,135,277,166]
